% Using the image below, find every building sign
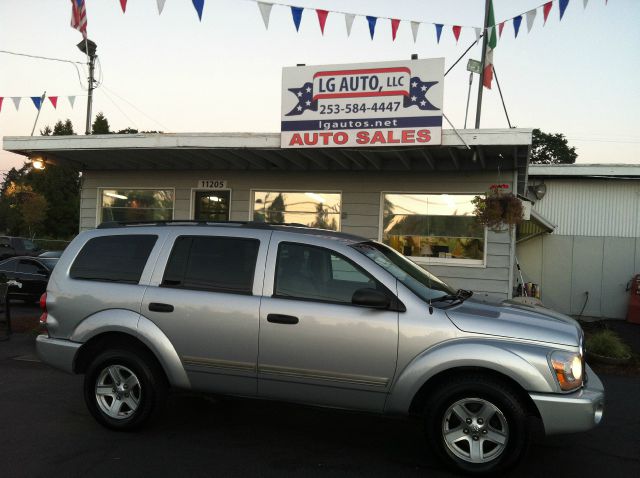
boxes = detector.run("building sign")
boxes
[281,58,444,148]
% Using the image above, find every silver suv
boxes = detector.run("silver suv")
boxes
[37,222,604,474]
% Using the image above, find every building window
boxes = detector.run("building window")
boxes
[252,191,341,230]
[101,189,174,223]
[382,193,484,265]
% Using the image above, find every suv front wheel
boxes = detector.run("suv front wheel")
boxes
[424,374,530,474]
[83,348,167,430]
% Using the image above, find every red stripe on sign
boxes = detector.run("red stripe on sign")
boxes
[313,90,409,101]
[313,67,411,79]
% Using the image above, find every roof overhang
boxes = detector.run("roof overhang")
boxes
[529,164,640,178]
[4,128,532,192]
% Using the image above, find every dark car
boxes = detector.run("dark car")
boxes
[38,250,64,258]
[0,256,57,303]
[0,236,42,260]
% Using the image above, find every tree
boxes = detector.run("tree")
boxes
[530,129,577,164]
[53,119,75,135]
[92,112,110,134]
[0,183,48,236]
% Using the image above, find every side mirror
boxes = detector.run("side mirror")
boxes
[352,288,390,309]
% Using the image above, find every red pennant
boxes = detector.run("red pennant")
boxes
[0,97,3,113]
[49,96,58,109]
[120,0,127,13]
[391,19,400,41]
[498,21,505,37]
[543,2,553,24]
[452,25,461,42]
[316,9,328,35]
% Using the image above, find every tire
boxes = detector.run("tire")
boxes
[424,374,530,475]
[83,348,167,431]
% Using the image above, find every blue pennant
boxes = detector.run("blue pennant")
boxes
[513,15,522,38]
[435,23,443,43]
[559,0,570,20]
[366,16,377,40]
[31,96,42,111]
[291,6,303,31]
[192,0,204,21]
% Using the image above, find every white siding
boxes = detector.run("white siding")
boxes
[533,179,640,237]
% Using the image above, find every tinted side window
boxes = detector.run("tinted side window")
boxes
[70,235,157,284]
[18,260,43,274]
[162,236,259,294]
[0,259,17,272]
[275,242,378,304]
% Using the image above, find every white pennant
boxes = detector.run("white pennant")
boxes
[410,21,420,42]
[68,96,76,108]
[344,13,355,37]
[157,0,166,15]
[526,8,537,33]
[257,2,273,29]
[583,0,589,8]
[474,27,481,42]
[11,97,21,110]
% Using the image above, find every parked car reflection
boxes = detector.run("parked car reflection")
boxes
[0,256,58,303]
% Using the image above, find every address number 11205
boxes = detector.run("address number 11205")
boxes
[198,180,227,189]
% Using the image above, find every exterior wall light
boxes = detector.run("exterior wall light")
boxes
[31,159,46,170]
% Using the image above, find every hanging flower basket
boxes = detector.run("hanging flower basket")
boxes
[472,185,524,231]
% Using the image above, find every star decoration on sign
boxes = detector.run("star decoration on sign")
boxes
[286,82,318,116]
[403,78,439,111]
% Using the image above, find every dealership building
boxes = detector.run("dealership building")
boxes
[3,128,536,301]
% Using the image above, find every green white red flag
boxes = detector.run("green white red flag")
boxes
[483,0,497,89]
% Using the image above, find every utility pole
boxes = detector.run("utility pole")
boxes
[474,0,491,129]
[77,39,97,135]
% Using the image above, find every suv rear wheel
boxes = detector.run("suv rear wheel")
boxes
[83,348,167,430]
[424,375,530,474]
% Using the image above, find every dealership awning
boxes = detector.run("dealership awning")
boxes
[3,128,532,194]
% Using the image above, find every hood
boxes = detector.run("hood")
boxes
[445,298,581,347]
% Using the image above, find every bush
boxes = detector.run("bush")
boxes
[586,330,632,359]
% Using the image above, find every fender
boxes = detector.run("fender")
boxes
[385,338,558,415]
[71,309,190,389]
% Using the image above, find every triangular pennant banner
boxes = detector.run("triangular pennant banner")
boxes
[474,27,481,42]
[0,97,3,113]
[452,25,461,43]
[435,23,443,43]
[559,0,570,20]
[526,9,537,32]
[344,13,355,37]
[543,2,553,24]
[291,6,303,31]
[410,21,420,42]
[157,0,166,14]
[12,97,21,110]
[119,0,127,13]
[316,9,329,35]
[391,19,400,41]
[258,2,273,29]
[68,96,76,108]
[513,15,522,38]
[49,96,58,109]
[583,0,589,8]
[192,0,205,21]
[31,96,42,111]
[366,16,377,40]
[498,21,505,37]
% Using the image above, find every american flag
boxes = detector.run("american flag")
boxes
[403,77,439,111]
[285,83,318,116]
[70,0,88,39]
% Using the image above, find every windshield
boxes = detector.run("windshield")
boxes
[351,241,456,302]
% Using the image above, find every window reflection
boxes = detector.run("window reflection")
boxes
[383,194,484,262]
[101,189,174,222]
[253,191,341,231]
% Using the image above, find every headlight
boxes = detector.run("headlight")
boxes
[550,350,583,391]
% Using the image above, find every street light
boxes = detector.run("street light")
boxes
[77,39,98,135]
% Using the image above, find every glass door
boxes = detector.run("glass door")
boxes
[194,190,230,222]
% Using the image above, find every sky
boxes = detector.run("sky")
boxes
[1,0,639,174]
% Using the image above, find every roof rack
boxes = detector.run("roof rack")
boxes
[96,220,309,229]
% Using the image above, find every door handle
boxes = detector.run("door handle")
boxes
[149,302,174,313]
[267,314,299,325]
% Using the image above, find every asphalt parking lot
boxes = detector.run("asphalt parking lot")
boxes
[1,318,639,477]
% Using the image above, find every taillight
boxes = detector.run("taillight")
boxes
[39,292,48,326]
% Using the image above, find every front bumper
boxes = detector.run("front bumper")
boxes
[36,334,82,374]
[530,364,605,435]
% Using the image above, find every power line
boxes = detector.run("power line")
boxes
[0,49,88,90]
[100,84,169,131]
